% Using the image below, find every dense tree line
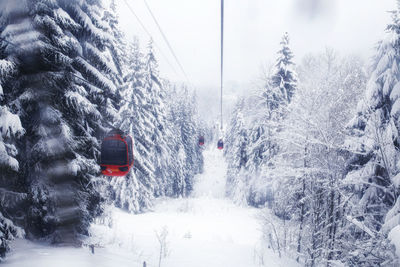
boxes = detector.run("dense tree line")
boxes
[225,32,298,207]
[225,5,400,265]
[0,0,203,261]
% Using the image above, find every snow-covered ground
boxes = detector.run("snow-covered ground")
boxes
[4,147,298,267]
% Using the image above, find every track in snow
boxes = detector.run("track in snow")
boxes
[4,147,298,267]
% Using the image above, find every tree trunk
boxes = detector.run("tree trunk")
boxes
[297,144,308,262]
[297,177,306,262]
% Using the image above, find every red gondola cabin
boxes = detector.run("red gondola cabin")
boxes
[217,139,224,150]
[199,136,205,146]
[100,129,134,177]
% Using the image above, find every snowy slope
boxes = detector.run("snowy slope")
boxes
[191,149,227,198]
[4,147,298,267]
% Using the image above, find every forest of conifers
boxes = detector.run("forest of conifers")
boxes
[2,0,400,266]
[0,0,203,258]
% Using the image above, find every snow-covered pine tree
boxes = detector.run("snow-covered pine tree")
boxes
[271,32,297,104]
[0,211,24,261]
[1,0,119,243]
[101,0,122,123]
[166,84,204,197]
[143,42,203,197]
[191,91,205,176]
[225,33,297,207]
[343,4,400,264]
[271,32,297,103]
[111,39,155,212]
[165,84,187,196]
[178,88,203,196]
[91,0,126,209]
[246,33,297,206]
[225,98,250,204]
[102,0,124,78]
[0,43,25,261]
[109,35,204,211]
[144,39,172,197]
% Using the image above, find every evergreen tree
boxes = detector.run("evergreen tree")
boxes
[1,0,119,243]
[168,85,204,197]
[247,33,297,206]
[165,84,188,196]
[109,37,204,211]
[144,39,171,196]
[0,0,205,260]
[343,5,400,264]
[225,98,250,204]
[111,39,154,212]
[179,88,203,196]
[225,33,297,207]
[271,32,297,103]
[0,54,25,261]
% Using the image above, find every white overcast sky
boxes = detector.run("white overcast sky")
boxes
[116,0,396,90]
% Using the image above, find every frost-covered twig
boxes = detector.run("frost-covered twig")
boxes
[155,226,169,267]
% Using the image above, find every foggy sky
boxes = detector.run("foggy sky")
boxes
[117,0,395,87]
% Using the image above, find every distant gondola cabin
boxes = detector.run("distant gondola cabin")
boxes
[199,136,205,146]
[100,129,133,177]
[217,139,223,150]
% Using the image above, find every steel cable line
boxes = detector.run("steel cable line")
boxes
[142,0,191,84]
[123,0,179,77]
[220,0,224,130]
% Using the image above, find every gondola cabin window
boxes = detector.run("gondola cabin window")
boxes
[101,139,128,165]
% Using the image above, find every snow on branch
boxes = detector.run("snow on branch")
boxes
[346,216,376,238]
[74,57,116,93]
[54,8,81,30]
[0,211,25,238]
[0,107,24,139]
[71,5,112,44]
[0,60,15,81]
[83,42,117,74]
[65,90,101,118]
